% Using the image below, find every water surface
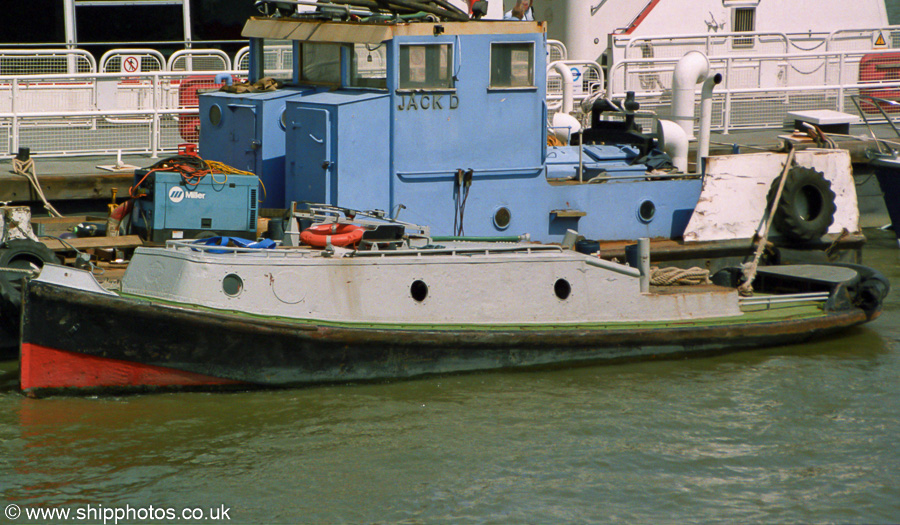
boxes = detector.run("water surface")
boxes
[1,230,899,523]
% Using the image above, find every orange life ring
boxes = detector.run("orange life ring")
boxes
[300,223,364,248]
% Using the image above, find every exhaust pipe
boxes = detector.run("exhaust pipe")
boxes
[671,51,711,140]
[656,119,688,172]
[698,72,723,166]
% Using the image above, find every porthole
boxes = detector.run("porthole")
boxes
[223,273,243,296]
[638,199,656,223]
[280,108,287,130]
[410,279,428,302]
[554,278,571,300]
[493,206,511,230]
[209,104,222,127]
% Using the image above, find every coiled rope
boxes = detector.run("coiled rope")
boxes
[650,266,710,286]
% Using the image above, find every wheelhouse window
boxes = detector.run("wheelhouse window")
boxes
[490,42,535,89]
[300,43,341,84]
[733,8,756,49]
[351,43,387,89]
[299,42,387,88]
[399,44,454,90]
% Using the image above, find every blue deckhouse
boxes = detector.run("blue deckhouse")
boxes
[199,15,701,242]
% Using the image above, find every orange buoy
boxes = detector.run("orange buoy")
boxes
[300,223,364,248]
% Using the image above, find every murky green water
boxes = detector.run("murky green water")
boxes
[2,230,899,524]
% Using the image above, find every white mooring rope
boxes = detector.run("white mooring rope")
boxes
[650,266,710,286]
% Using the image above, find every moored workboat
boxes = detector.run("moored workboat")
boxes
[18,205,888,396]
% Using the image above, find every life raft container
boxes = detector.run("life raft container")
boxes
[766,166,837,243]
[858,52,900,114]
[300,223,365,248]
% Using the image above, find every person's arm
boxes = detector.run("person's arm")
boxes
[510,0,531,20]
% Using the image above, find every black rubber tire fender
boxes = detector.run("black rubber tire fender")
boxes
[0,239,60,333]
[767,166,837,243]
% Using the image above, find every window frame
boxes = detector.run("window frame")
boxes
[296,42,389,90]
[488,41,537,91]
[298,42,343,85]
[396,42,456,93]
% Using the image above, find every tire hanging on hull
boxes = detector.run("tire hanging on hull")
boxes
[766,166,837,243]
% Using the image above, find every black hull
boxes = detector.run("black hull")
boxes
[19,278,877,396]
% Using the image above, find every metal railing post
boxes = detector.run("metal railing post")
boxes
[151,72,160,158]
[723,57,732,134]
[10,79,19,154]
[838,53,846,112]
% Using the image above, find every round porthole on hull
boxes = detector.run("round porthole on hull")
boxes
[223,273,243,296]
[493,206,511,230]
[411,280,428,302]
[554,278,571,300]
[638,200,656,223]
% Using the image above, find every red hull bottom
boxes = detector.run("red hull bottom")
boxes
[20,343,243,393]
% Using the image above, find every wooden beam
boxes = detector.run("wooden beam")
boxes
[40,235,144,252]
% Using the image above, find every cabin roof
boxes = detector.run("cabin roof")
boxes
[242,17,545,44]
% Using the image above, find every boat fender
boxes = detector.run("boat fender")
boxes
[711,267,744,288]
[300,224,365,248]
[823,263,890,318]
[766,166,836,243]
[0,239,60,332]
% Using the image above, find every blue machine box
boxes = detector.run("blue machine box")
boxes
[131,170,259,243]
[199,87,314,209]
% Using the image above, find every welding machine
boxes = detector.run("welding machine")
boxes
[131,169,259,243]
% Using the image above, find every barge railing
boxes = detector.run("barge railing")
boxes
[5,27,900,158]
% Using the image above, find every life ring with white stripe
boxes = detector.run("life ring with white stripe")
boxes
[300,223,364,248]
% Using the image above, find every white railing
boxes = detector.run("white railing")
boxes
[0,70,247,158]
[606,47,900,132]
[0,49,96,75]
[99,49,166,73]
[617,31,794,61]
[168,49,232,72]
[825,26,900,51]
[0,47,240,75]
[235,44,294,79]
[611,27,900,64]
[547,60,605,114]
[6,34,900,158]
[547,39,567,63]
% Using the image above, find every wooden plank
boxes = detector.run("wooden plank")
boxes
[551,209,587,218]
[40,235,144,252]
[32,215,107,225]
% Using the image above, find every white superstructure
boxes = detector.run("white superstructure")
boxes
[532,0,889,63]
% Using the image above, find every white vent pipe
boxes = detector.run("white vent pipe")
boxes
[698,72,723,166]
[671,51,711,140]
[656,119,688,173]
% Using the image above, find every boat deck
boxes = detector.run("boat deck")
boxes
[0,154,151,207]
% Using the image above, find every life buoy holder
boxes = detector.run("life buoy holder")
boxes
[300,223,365,248]
[767,166,837,243]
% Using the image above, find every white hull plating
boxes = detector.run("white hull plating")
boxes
[119,243,742,326]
